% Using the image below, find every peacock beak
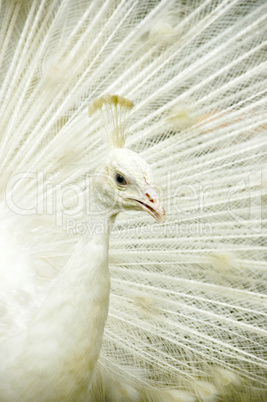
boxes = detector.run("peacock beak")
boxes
[128,186,166,223]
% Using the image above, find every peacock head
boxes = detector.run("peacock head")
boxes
[89,95,166,223]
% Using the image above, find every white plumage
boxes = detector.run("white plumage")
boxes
[0,0,266,401]
[0,95,165,399]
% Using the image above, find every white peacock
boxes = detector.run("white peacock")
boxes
[0,1,266,401]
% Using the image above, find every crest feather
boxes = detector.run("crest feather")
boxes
[89,94,133,148]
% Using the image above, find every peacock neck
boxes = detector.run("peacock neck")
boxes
[84,207,116,244]
[8,210,115,401]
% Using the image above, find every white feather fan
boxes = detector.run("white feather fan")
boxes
[0,0,266,401]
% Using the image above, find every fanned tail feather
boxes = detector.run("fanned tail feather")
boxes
[0,0,266,400]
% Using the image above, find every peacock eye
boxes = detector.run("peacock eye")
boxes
[115,173,127,186]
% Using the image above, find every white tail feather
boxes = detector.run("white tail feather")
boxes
[0,0,266,401]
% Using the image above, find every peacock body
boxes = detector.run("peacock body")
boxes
[0,0,266,401]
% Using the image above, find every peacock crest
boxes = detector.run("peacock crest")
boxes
[89,94,134,149]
